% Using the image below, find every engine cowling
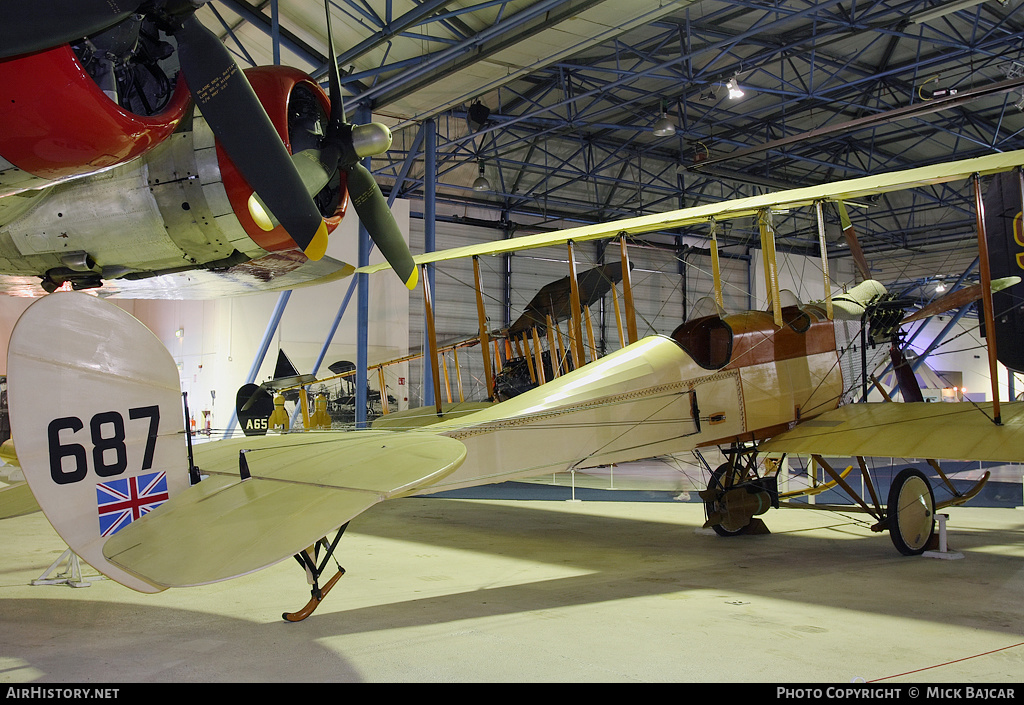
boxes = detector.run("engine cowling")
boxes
[0,63,350,293]
[215,66,348,253]
[0,44,191,196]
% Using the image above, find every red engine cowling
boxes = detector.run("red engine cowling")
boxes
[0,44,191,183]
[217,66,348,253]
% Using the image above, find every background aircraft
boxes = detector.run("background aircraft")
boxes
[6,149,1024,621]
[0,1,415,297]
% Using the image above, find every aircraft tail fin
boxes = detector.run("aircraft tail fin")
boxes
[983,170,1024,373]
[235,383,275,436]
[7,293,191,593]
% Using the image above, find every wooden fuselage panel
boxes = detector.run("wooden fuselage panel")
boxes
[727,306,843,440]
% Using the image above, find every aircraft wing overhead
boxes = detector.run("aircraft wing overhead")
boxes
[357,148,1024,274]
[760,401,1024,463]
[102,431,466,588]
[0,252,355,299]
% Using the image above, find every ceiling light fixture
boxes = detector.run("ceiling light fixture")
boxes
[726,78,744,99]
[652,100,676,137]
[473,161,491,192]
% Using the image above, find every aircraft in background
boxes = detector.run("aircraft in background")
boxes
[0,1,416,297]
[6,146,1024,621]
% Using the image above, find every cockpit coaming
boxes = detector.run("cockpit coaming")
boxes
[671,305,844,443]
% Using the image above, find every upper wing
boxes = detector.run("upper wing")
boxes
[101,430,465,588]
[760,401,1024,463]
[357,148,1024,273]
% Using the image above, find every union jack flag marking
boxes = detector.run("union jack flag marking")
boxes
[96,472,170,537]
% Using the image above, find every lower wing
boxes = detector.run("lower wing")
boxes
[761,401,1024,463]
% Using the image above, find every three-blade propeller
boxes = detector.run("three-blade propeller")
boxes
[1,0,417,287]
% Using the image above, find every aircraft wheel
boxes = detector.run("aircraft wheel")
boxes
[887,468,935,556]
[705,463,752,536]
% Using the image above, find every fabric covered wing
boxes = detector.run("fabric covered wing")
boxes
[102,431,465,587]
[760,401,1024,463]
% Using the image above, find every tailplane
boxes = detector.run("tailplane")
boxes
[7,293,191,592]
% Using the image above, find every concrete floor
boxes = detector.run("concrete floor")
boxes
[1,492,1022,683]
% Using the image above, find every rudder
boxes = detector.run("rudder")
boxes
[8,293,191,592]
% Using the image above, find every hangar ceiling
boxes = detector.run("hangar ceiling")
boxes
[202,0,1024,287]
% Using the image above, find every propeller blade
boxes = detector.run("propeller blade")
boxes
[901,276,1021,324]
[347,163,418,289]
[836,200,872,282]
[323,0,413,287]
[174,15,328,260]
[0,1,142,59]
[891,345,925,403]
[248,150,335,231]
[324,2,346,128]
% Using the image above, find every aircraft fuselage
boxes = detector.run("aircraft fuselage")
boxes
[420,306,843,493]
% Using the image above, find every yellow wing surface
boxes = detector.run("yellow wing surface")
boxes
[357,148,1024,273]
[0,482,39,519]
[103,431,466,588]
[760,401,1024,462]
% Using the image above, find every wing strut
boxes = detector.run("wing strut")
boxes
[421,264,444,417]
[472,256,495,399]
[814,201,834,320]
[619,236,638,344]
[972,173,1002,425]
[757,210,783,327]
[709,218,725,312]
[566,241,587,367]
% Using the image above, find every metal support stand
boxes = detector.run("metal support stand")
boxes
[923,514,964,560]
[566,469,581,503]
[31,548,104,588]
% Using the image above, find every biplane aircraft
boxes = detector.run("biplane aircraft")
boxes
[6,148,1024,621]
[0,1,416,297]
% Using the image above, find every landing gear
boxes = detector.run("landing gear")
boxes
[703,463,755,535]
[886,468,935,556]
[700,447,779,536]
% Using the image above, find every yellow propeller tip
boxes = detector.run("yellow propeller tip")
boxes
[404,267,419,290]
[303,221,330,261]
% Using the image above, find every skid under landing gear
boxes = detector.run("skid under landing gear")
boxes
[282,523,349,622]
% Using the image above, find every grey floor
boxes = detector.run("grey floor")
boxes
[1,491,1023,683]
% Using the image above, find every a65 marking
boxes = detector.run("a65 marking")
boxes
[47,406,160,485]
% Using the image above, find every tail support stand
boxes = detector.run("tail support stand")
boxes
[31,548,105,588]
[923,514,964,560]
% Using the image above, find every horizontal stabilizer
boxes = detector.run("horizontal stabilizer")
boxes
[102,431,466,587]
